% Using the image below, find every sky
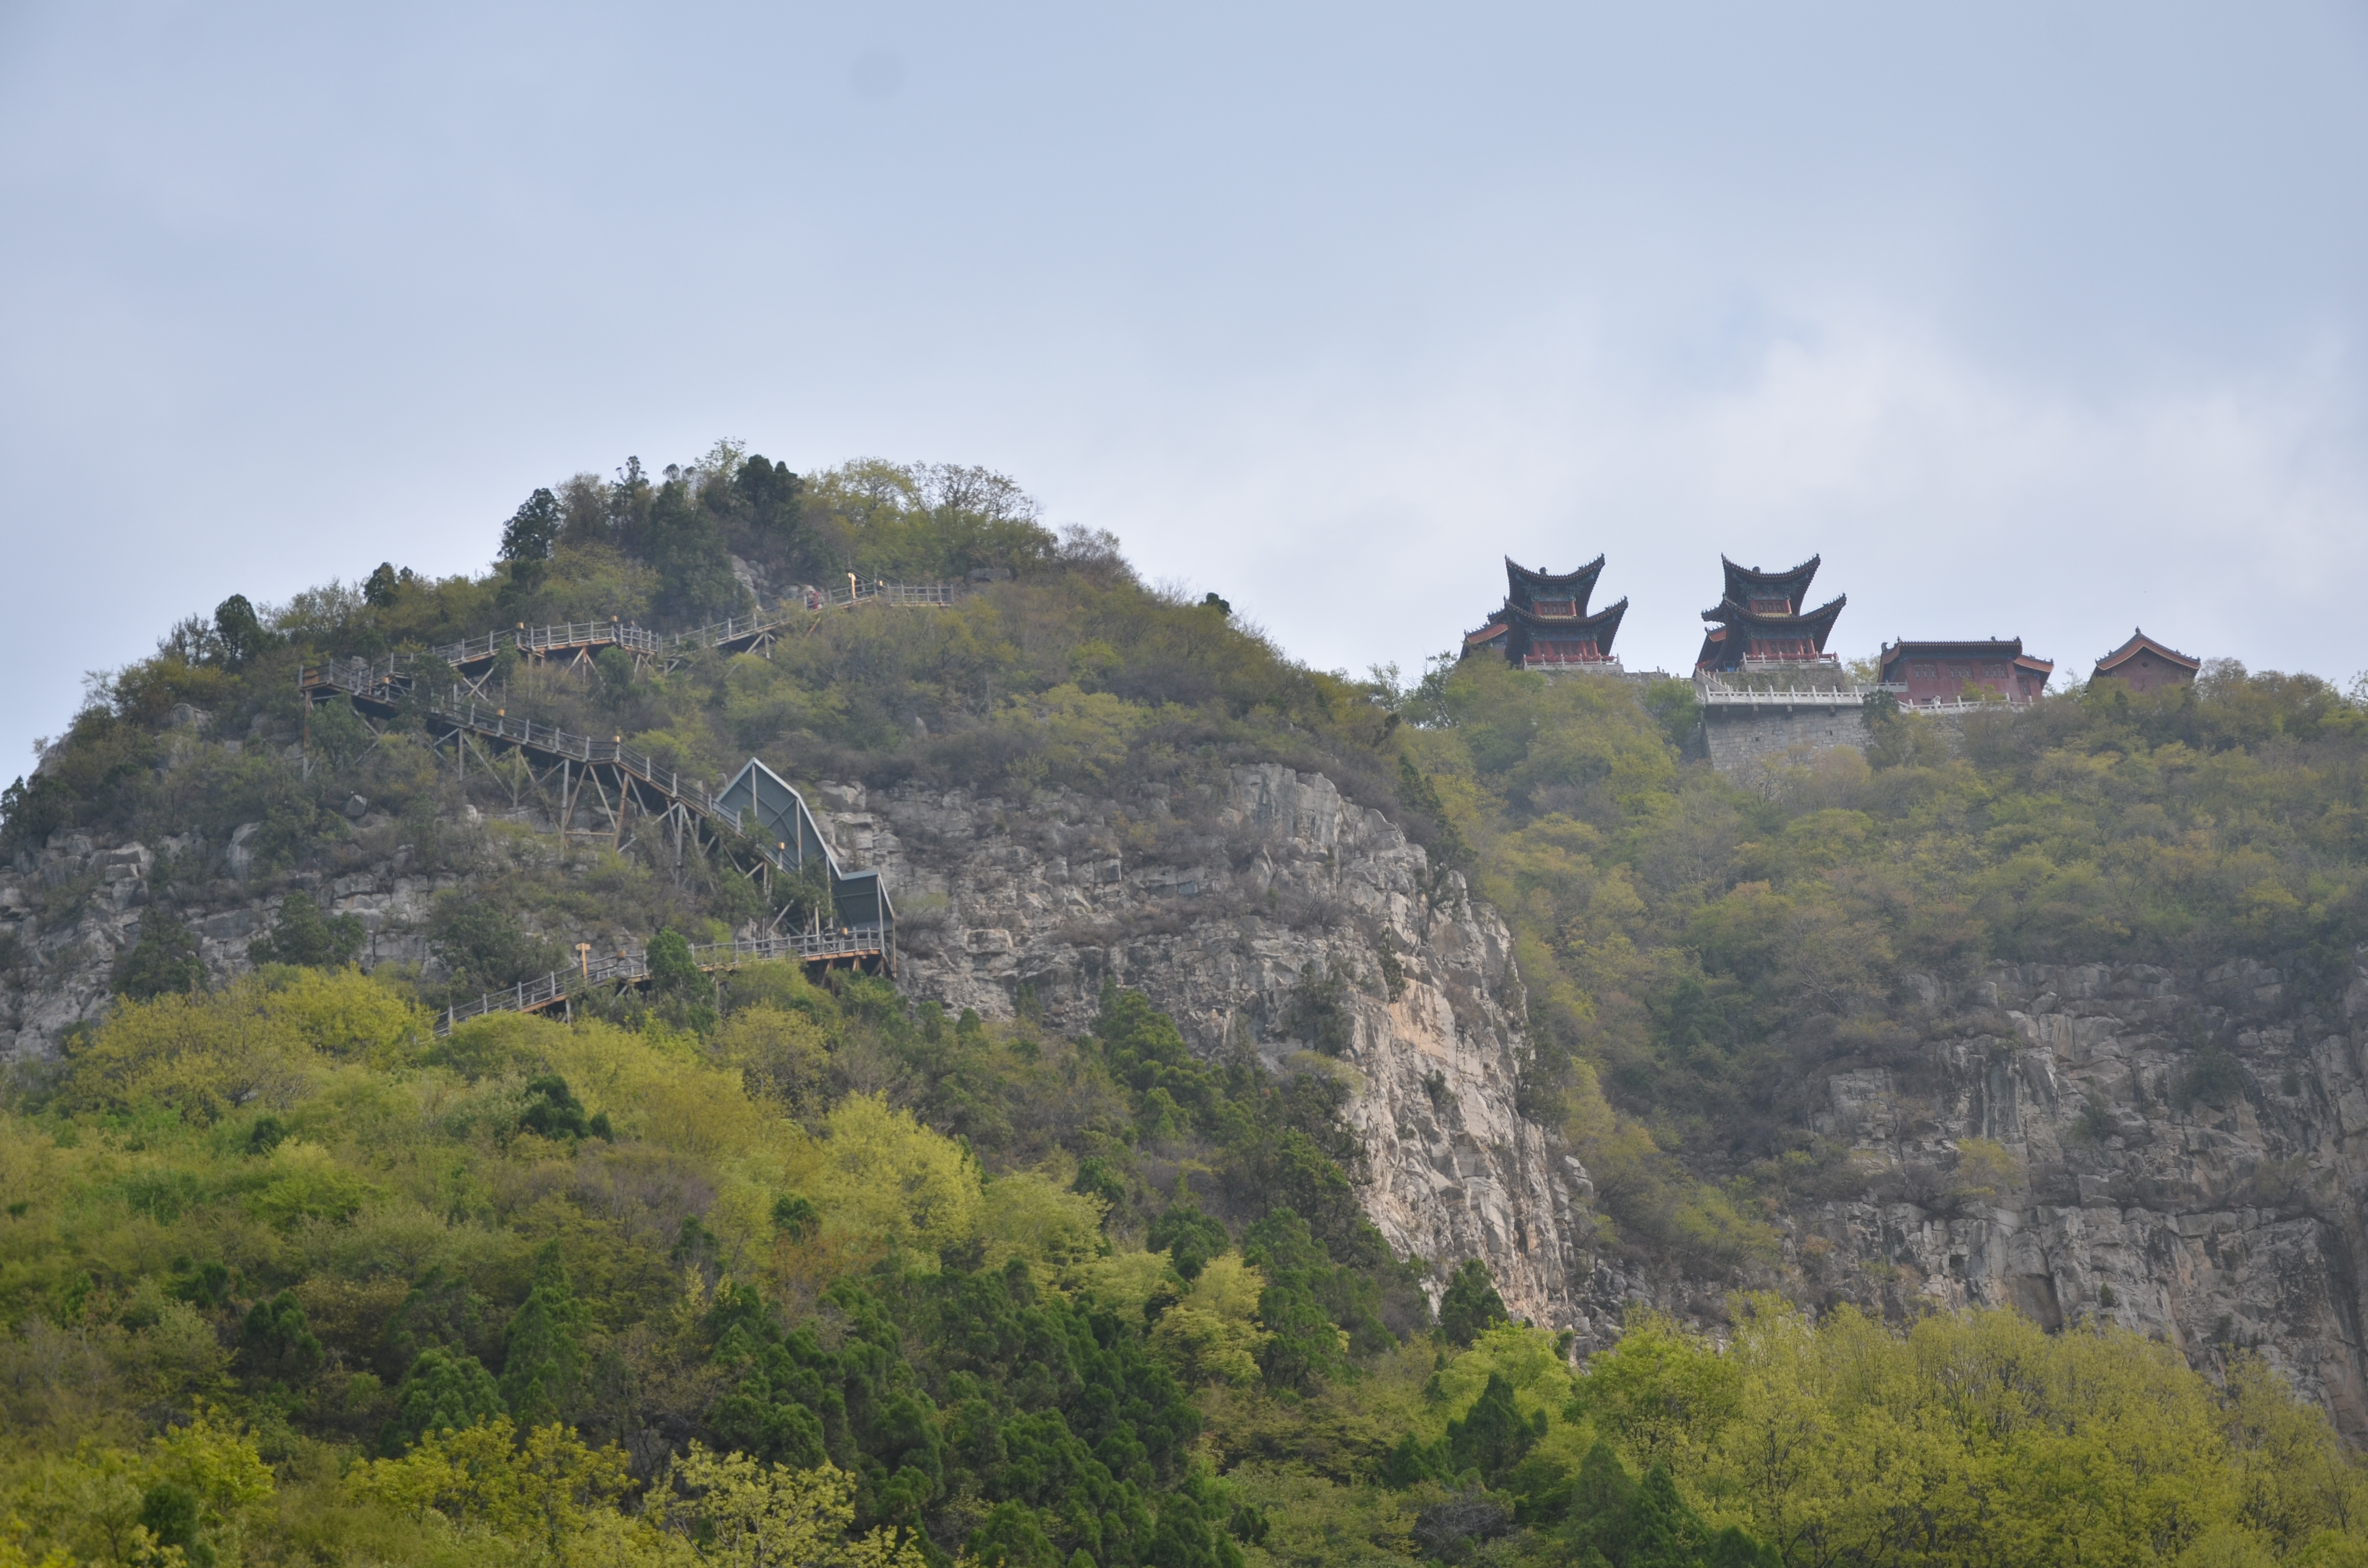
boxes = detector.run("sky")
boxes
[3,1,2365,776]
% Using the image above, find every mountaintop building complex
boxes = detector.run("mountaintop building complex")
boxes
[1694,556,1848,670]
[1878,638,2055,707]
[1462,555,1629,671]
[2091,628,2202,694]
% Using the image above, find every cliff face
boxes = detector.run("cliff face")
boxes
[0,761,1610,1335]
[821,762,1605,1335]
[18,757,2368,1430]
[1784,954,2368,1435]
[0,813,460,1064]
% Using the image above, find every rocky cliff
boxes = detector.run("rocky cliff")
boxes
[16,755,2368,1432]
[816,761,1605,1337]
[0,759,1609,1337]
[1783,954,2368,1436]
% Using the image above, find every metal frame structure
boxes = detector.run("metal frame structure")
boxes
[298,597,954,1024]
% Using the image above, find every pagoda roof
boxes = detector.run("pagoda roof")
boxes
[1698,595,1847,662]
[1504,555,1605,616]
[1505,596,1628,654]
[1719,554,1820,608]
[1702,595,1846,642]
[2095,627,2200,676]
[1462,622,1511,651]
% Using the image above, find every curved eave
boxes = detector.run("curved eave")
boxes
[1504,554,1605,617]
[1507,596,1628,655]
[1705,594,1847,651]
[2095,629,2201,674]
[1718,552,1821,605]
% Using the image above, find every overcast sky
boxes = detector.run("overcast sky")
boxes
[4,1,2365,775]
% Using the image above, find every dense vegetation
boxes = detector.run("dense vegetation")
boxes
[7,445,2368,1565]
[1391,651,2368,1271]
[6,970,2363,1567]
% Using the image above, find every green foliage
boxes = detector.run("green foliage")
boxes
[16,453,2368,1565]
[1282,969,1355,1057]
[1444,1372,1541,1484]
[212,593,273,666]
[426,893,564,1000]
[500,1245,590,1427]
[248,890,365,968]
[380,1347,505,1455]
[647,925,704,997]
[239,1290,324,1385]
[518,1073,610,1141]
[114,906,207,1000]
[1149,1199,1231,1282]
[499,486,564,563]
[1438,1261,1510,1348]
[2178,1038,2251,1111]
[1399,649,2368,1268]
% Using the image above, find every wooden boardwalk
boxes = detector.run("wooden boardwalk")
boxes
[301,581,961,705]
[299,594,948,1021]
[435,926,891,1035]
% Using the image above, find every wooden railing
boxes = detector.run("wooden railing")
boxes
[300,585,964,696]
[437,925,891,1033]
[431,697,745,825]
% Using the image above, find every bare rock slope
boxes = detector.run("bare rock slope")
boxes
[1787,954,2368,1434]
[832,762,1603,1334]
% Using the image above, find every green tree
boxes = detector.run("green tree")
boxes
[645,475,748,625]
[381,1347,506,1455]
[500,1246,589,1427]
[647,926,704,997]
[1446,1372,1541,1484]
[240,1291,324,1385]
[138,1482,212,1568]
[115,906,207,1000]
[518,1074,608,1142]
[1149,1199,1231,1282]
[248,890,365,968]
[427,895,561,997]
[499,488,564,563]
[1439,1260,1510,1347]
[212,593,272,666]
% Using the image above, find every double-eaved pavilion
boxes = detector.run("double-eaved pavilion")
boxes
[1695,556,1847,670]
[2091,628,2201,694]
[1462,555,1629,670]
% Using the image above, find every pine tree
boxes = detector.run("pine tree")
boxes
[500,1245,589,1426]
[1438,1259,1510,1346]
[115,907,206,999]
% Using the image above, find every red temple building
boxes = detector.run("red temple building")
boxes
[2091,628,2200,694]
[1877,638,2053,706]
[1462,556,1629,670]
[1695,556,1846,671]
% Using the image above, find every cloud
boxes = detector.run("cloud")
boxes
[1066,296,2366,687]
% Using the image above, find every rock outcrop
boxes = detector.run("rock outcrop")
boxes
[19,755,2368,1432]
[826,762,1603,1335]
[1785,954,2368,1435]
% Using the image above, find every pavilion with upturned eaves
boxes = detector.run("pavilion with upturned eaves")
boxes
[2091,628,2201,694]
[1461,555,1629,671]
[1695,556,1847,671]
